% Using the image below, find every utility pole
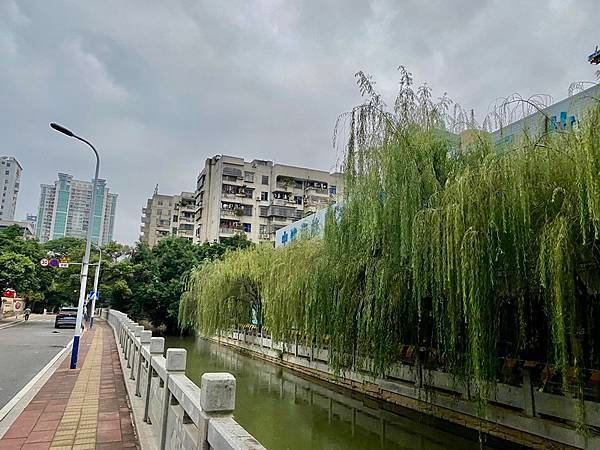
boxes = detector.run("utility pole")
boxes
[50,122,100,369]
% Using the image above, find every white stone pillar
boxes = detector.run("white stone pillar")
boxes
[144,337,165,423]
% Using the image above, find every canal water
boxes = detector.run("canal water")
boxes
[165,336,510,450]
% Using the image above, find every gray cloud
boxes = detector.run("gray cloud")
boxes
[2,0,597,243]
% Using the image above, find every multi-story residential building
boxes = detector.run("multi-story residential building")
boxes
[140,189,195,247]
[35,173,118,244]
[0,156,22,221]
[194,155,343,244]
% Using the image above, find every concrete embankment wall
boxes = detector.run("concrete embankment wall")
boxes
[103,309,266,450]
[213,329,600,449]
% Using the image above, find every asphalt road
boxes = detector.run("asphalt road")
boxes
[0,317,72,410]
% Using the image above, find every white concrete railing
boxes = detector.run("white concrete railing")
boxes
[104,309,265,450]
[223,329,600,449]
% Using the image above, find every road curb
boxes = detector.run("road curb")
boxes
[0,338,73,439]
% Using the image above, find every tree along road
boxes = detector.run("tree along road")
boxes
[0,317,72,410]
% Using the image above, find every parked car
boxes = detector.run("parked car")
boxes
[55,306,78,328]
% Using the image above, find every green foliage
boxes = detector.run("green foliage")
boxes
[180,68,600,417]
[117,235,253,332]
[0,251,37,293]
[179,244,271,334]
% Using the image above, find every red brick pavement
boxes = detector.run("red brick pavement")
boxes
[0,322,138,450]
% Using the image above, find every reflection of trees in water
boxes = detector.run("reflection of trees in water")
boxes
[185,338,487,450]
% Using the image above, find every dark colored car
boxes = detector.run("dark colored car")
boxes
[55,306,78,328]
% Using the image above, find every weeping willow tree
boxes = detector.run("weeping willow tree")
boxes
[179,245,272,335]
[180,67,600,414]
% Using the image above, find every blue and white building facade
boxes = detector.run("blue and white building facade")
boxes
[36,173,118,244]
[491,83,600,145]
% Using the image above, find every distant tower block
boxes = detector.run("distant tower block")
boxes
[589,46,600,65]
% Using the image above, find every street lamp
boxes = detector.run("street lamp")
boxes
[50,122,100,369]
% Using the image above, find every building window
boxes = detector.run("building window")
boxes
[243,223,251,233]
[244,171,255,183]
[294,195,302,205]
[157,200,163,205]
[260,191,268,201]
[329,185,337,195]
[157,209,162,215]
[261,175,269,185]
[5,171,8,175]
[259,206,269,217]
[260,224,268,235]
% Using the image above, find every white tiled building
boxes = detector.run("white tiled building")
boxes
[0,156,22,221]
[140,190,195,247]
[193,155,343,244]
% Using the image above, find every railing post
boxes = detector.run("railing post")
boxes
[126,322,136,367]
[144,337,165,423]
[136,330,152,396]
[523,368,536,416]
[124,322,132,361]
[131,325,144,380]
[200,373,236,413]
[160,348,187,450]
[199,372,236,448]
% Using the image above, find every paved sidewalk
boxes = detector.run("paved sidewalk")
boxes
[0,322,138,449]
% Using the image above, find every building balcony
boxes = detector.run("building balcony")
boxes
[275,182,293,191]
[221,209,242,218]
[304,186,329,195]
[219,227,242,236]
[271,198,295,207]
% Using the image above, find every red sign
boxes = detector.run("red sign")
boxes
[2,289,16,298]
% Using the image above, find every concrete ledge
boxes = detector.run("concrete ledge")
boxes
[214,334,600,449]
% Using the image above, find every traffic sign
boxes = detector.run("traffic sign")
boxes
[49,259,59,268]
[40,258,49,267]
[59,262,69,268]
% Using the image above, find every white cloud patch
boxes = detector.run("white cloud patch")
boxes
[62,40,129,103]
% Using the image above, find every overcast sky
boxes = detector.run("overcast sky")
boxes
[2,0,598,244]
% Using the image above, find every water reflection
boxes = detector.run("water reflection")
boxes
[165,336,500,450]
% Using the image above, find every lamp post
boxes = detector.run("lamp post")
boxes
[89,244,102,328]
[50,122,100,369]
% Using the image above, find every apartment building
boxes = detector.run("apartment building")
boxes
[0,156,22,221]
[194,155,343,244]
[140,189,195,247]
[35,173,118,244]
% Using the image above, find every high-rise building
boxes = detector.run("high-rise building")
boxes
[0,156,22,221]
[140,189,195,247]
[35,173,118,244]
[194,155,343,244]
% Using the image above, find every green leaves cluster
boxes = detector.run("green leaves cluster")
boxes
[180,69,600,412]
